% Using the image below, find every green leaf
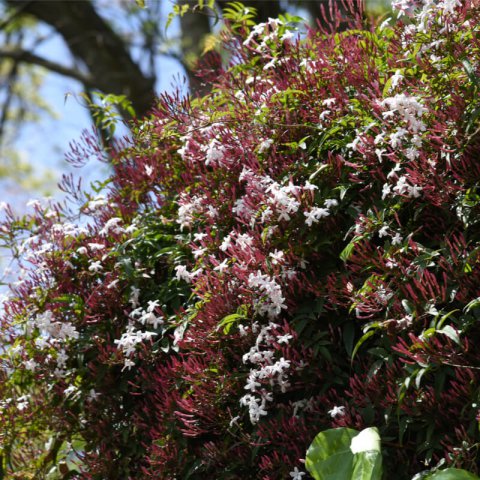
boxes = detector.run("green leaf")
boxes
[352,450,383,480]
[424,468,480,480]
[306,428,358,480]
[352,330,377,360]
[462,59,480,89]
[437,325,461,347]
[465,297,480,313]
[343,322,355,357]
[401,299,414,315]
[216,306,247,334]
[306,427,382,480]
[135,0,146,8]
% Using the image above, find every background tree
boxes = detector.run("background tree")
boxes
[0,1,377,140]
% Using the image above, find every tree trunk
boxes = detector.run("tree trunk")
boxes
[7,0,156,119]
[178,0,213,95]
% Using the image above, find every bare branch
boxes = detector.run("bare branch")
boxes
[0,47,95,88]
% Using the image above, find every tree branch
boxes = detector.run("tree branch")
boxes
[0,47,95,88]
[7,0,157,119]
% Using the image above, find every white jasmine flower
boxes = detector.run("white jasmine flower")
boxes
[122,358,135,371]
[87,389,100,401]
[99,217,124,236]
[129,286,140,307]
[303,180,318,191]
[88,243,105,251]
[63,385,77,397]
[175,265,193,283]
[376,148,386,162]
[238,324,249,337]
[304,207,330,226]
[269,250,284,265]
[378,225,389,238]
[107,279,120,289]
[407,184,423,198]
[324,199,338,208]
[35,337,48,349]
[192,247,207,258]
[147,300,160,312]
[193,232,208,242]
[393,176,409,195]
[263,58,276,70]
[205,140,225,166]
[390,70,404,90]
[88,261,103,273]
[319,110,331,121]
[258,138,274,153]
[290,467,306,479]
[220,235,232,251]
[214,258,229,273]
[379,16,392,29]
[244,375,261,392]
[405,147,420,160]
[86,194,107,212]
[114,325,157,358]
[382,183,391,199]
[24,359,37,371]
[328,405,346,418]
[281,30,295,41]
[391,232,403,245]
[26,199,41,209]
[277,333,293,344]
[17,399,29,411]
[229,415,240,427]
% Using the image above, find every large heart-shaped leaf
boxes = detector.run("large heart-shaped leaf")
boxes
[306,427,382,480]
[424,469,480,480]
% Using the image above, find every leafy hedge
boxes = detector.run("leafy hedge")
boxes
[1,1,480,478]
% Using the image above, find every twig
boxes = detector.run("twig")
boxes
[0,47,95,88]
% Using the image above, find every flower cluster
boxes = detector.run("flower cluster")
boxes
[1,1,480,479]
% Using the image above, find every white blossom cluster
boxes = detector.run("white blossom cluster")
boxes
[243,17,285,52]
[177,194,205,230]
[392,0,462,33]
[381,94,427,134]
[114,324,157,370]
[205,139,227,167]
[373,94,427,201]
[240,321,293,423]
[248,271,287,318]
[112,288,166,369]
[99,217,125,237]
[14,310,80,376]
[35,310,79,341]
[130,299,164,330]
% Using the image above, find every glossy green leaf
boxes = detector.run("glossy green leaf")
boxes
[437,325,462,346]
[352,451,383,480]
[306,428,357,480]
[306,427,382,480]
[425,468,480,480]
[352,330,377,360]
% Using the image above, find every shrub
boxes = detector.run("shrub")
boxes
[1,1,480,478]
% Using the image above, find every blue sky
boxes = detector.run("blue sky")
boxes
[0,0,186,208]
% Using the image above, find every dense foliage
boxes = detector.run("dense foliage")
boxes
[1,1,480,478]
